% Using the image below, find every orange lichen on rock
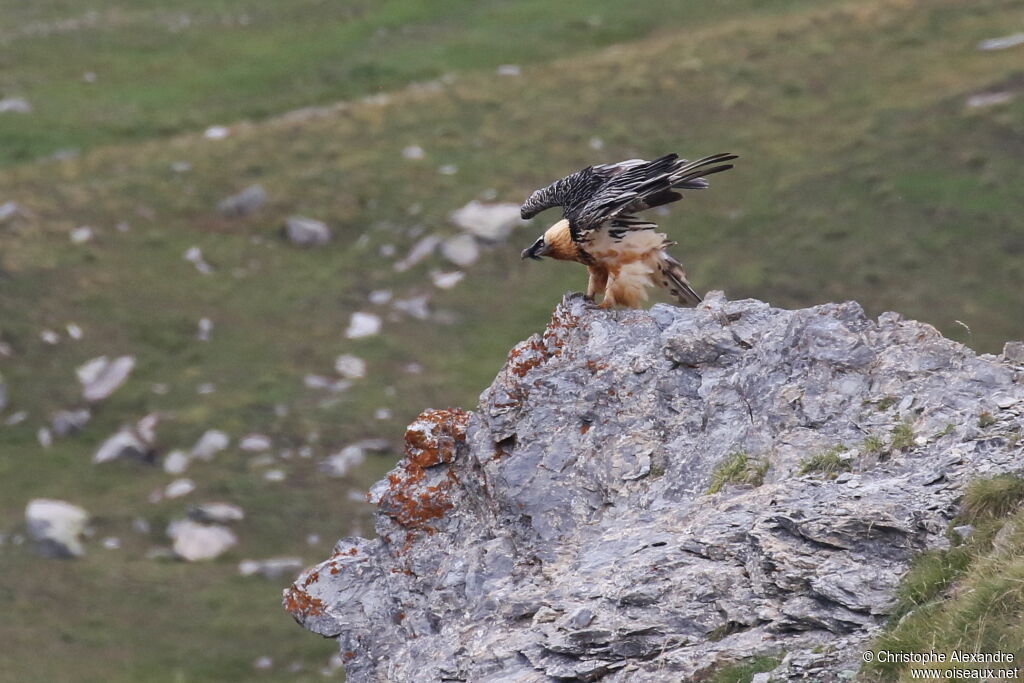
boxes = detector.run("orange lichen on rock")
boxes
[381,408,470,540]
[283,583,325,620]
[506,305,581,378]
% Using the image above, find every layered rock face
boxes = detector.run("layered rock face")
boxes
[285,294,1024,682]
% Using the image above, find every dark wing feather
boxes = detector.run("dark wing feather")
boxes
[569,153,737,241]
[519,158,648,219]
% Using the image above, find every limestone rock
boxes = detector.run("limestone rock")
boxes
[284,216,331,247]
[168,520,237,561]
[218,184,265,217]
[77,355,135,402]
[287,294,1024,682]
[239,557,304,580]
[189,502,245,524]
[25,499,89,558]
[448,200,525,242]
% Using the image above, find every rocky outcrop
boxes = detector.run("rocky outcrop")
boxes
[285,293,1024,682]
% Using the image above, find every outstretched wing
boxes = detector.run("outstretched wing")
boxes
[567,153,736,242]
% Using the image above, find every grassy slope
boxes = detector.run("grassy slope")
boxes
[1,0,1023,680]
[0,0,829,167]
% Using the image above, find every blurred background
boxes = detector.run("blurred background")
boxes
[0,0,1021,681]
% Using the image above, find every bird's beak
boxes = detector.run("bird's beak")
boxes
[521,238,547,260]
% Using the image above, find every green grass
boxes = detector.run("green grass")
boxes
[862,475,1024,682]
[890,421,916,451]
[1,0,1024,680]
[960,474,1024,524]
[707,452,769,494]
[705,654,782,683]
[0,0,844,167]
[798,445,851,478]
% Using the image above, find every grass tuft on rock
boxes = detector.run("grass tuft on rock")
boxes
[798,445,851,479]
[707,453,769,494]
[862,474,1024,682]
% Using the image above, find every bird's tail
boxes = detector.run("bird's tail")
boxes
[657,251,702,306]
[670,153,738,190]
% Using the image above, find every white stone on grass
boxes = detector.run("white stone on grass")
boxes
[191,429,230,460]
[167,520,237,561]
[77,355,135,402]
[25,499,89,558]
[334,354,366,379]
[345,312,381,339]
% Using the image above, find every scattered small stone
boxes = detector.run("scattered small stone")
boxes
[217,184,266,217]
[69,226,94,244]
[240,433,272,452]
[430,270,464,289]
[83,72,97,83]
[403,362,423,374]
[319,446,366,477]
[93,418,156,464]
[0,201,31,225]
[189,502,245,524]
[966,92,1014,108]
[438,164,458,176]
[304,374,350,392]
[1003,341,1024,364]
[37,427,52,448]
[238,557,304,580]
[165,478,196,499]
[496,64,521,76]
[0,373,6,412]
[101,537,121,550]
[163,450,190,475]
[66,323,83,340]
[252,656,273,671]
[25,499,89,558]
[449,200,525,241]
[379,243,396,258]
[977,33,1024,51]
[263,469,286,482]
[346,312,382,339]
[203,125,230,140]
[77,355,135,402]
[394,235,441,272]
[402,145,425,160]
[5,411,28,426]
[392,294,431,320]
[168,520,237,561]
[250,454,275,468]
[306,533,320,546]
[151,383,170,395]
[284,216,331,247]
[952,525,974,541]
[196,383,216,395]
[197,317,213,341]
[0,97,32,114]
[171,161,191,173]
[183,246,213,274]
[334,354,366,379]
[589,137,605,151]
[132,517,151,535]
[40,330,60,345]
[374,408,393,420]
[441,233,480,267]
[191,429,230,460]
[368,289,393,305]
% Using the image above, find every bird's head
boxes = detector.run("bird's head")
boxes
[521,235,548,260]
[521,219,574,262]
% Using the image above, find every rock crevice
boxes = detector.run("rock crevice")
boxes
[286,293,1024,682]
